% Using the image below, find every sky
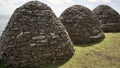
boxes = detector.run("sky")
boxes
[0,0,120,17]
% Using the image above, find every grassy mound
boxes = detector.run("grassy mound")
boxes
[0,33,120,68]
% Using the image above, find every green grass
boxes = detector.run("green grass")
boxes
[1,33,120,68]
[42,33,120,68]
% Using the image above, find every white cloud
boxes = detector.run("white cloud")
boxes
[0,0,28,15]
[88,0,98,2]
[48,0,73,4]
[88,0,111,3]
[0,0,20,10]
[102,0,111,3]
[0,0,73,14]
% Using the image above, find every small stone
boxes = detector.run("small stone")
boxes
[50,41,57,45]
[32,35,45,40]
[30,43,36,47]
[17,32,23,38]
[50,33,55,36]
[90,32,104,38]
[14,28,18,30]
[52,35,59,39]
[66,20,73,22]
[36,39,47,43]
[42,53,51,56]
[11,36,15,39]
[24,31,30,34]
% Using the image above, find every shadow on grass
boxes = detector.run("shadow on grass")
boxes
[74,37,105,47]
[41,59,70,68]
[104,32,120,33]
[0,59,69,68]
[0,60,6,68]
[75,42,98,47]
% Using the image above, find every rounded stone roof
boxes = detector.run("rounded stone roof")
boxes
[60,5,105,44]
[93,5,120,32]
[0,1,74,68]
[19,1,52,10]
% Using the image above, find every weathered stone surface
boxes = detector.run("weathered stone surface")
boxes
[59,5,105,44]
[93,5,120,32]
[0,1,74,68]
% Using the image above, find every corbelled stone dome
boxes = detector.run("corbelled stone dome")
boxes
[0,1,74,68]
[93,5,120,32]
[59,5,105,44]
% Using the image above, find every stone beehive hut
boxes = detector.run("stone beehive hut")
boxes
[59,5,105,44]
[0,1,74,68]
[93,5,120,32]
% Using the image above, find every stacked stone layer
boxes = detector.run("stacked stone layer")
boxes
[0,1,74,68]
[93,5,120,32]
[60,5,105,44]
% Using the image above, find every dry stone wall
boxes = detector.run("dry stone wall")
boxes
[60,5,105,44]
[93,5,120,32]
[0,1,74,68]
